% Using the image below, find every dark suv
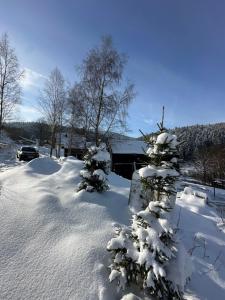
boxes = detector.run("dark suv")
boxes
[17,146,39,161]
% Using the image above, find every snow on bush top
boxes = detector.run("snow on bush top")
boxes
[93,169,106,181]
[146,132,179,158]
[91,144,111,162]
[139,165,179,178]
[156,132,178,148]
[121,293,142,300]
[92,150,110,162]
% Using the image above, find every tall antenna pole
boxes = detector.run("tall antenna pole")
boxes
[161,106,165,131]
[156,106,165,132]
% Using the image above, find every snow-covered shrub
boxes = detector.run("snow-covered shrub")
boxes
[108,118,185,299]
[121,293,142,300]
[183,187,193,195]
[77,143,111,192]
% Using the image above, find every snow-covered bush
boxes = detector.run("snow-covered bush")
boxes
[139,131,179,211]
[183,186,193,195]
[77,143,111,192]
[121,293,142,300]
[108,118,184,299]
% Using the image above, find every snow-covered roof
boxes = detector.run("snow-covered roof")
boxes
[57,133,87,149]
[57,132,147,154]
[110,139,146,154]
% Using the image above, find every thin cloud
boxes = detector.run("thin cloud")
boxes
[16,104,42,122]
[20,68,46,90]
[143,119,154,125]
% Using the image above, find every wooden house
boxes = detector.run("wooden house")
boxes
[109,138,147,179]
[58,133,147,179]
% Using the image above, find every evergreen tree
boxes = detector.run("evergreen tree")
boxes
[107,109,183,299]
[78,143,111,192]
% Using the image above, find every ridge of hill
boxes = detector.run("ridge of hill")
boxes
[138,122,225,159]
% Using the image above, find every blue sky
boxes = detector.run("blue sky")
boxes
[1,0,225,136]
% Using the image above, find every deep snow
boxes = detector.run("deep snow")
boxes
[174,187,225,299]
[0,157,131,299]
[0,155,224,299]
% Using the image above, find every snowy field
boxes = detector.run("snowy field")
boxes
[174,188,225,299]
[0,156,131,299]
[0,143,225,299]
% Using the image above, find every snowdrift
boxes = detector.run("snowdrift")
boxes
[0,157,130,300]
[25,157,62,175]
[0,157,224,299]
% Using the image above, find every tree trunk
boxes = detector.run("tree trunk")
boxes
[50,125,56,157]
[95,82,104,146]
[68,127,73,156]
[0,91,4,134]
[0,101,3,134]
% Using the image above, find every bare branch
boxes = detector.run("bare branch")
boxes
[38,67,66,157]
[0,33,23,133]
[77,36,134,145]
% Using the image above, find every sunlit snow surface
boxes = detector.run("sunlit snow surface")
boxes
[174,185,225,300]
[0,156,131,300]
[0,151,224,299]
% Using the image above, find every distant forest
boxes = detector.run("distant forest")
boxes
[137,122,225,161]
[3,121,225,161]
[173,123,225,159]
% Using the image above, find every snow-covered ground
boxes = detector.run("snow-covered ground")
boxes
[174,187,225,299]
[0,131,51,172]
[0,157,131,299]
[0,147,225,298]
[0,133,21,171]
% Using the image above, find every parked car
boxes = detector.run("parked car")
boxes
[17,146,39,161]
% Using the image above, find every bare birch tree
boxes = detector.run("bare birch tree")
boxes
[67,83,91,154]
[39,68,66,157]
[79,36,134,146]
[0,33,23,134]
